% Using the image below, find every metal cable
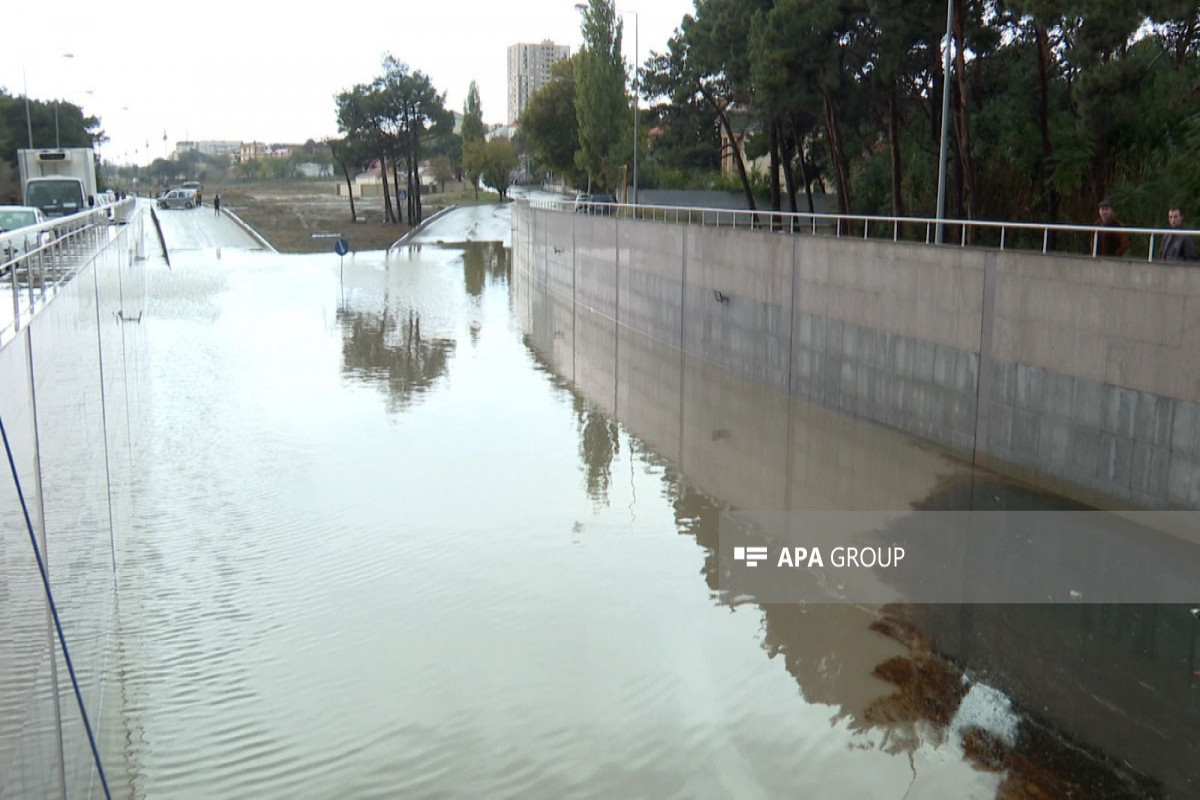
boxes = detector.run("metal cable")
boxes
[0,411,112,800]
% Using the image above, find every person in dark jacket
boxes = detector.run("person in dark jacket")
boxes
[1092,199,1130,257]
[1157,206,1197,262]
[214,194,221,217]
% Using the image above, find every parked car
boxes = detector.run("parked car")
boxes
[573,191,614,216]
[590,192,616,215]
[0,205,52,269]
[158,189,198,210]
[181,181,203,206]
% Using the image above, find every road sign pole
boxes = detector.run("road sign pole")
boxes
[334,237,350,281]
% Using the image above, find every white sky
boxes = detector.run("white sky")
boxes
[2,0,694,166]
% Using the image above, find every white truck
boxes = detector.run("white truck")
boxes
[17,148,98,218]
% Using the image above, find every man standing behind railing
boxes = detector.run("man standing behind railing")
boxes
[1157,206,1197,262]
[1092,199,1130,257]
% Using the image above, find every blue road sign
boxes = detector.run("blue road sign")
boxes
[334,238,350,256]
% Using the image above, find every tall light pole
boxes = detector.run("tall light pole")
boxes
[623,7,638,205]
[55,53,75,148]
[574,2,638,205]
[22,66,33,148]
[934,0,954,245]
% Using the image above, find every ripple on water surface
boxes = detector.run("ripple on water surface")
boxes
[110,237,1019,799]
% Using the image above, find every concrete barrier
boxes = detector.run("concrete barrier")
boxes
[514,204,1200,509]
[220,207,278,253]
[389,204,459,250]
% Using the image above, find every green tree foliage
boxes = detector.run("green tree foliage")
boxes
[643,0,769,209]
[462,138,518,200]
[335,56,452,226]
[1,89,104,203]
[328,136,372,221]
[519,56,584,186]
[378,55,453,226]
[336,82,398,222]
[430,155,455,192]
[0,90,103,168]
[461,81,486,145]
[575,0,630,190]
[480,139,518,200]
[463,139,486,199]
[641,0,1200,231]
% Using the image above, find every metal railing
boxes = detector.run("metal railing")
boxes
[1,198,140,345]
[524,197,1197,264]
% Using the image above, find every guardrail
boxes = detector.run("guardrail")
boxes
[524,198,1198,263]
[1,197,140,344]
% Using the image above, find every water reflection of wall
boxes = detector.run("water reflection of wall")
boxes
[514,204,1200,510]
[0,218,148,798]
[516,270,973,512]
[513,261,1196,797]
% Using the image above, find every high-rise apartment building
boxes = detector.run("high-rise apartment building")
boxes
[507,40,571,125]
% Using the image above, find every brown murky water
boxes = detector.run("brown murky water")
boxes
[107,210,1194,798]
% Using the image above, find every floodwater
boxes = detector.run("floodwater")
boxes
[106,202,1196,799]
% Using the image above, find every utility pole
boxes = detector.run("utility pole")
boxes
[935,0,954,245]
[22,66,33,148]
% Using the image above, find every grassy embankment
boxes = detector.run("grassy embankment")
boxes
[218,181,501,253]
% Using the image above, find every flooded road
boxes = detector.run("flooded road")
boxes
[109,203,1195,798]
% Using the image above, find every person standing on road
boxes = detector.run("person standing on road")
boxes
[1092,199,1130,258]
[214,194,221,217]
[1157,206,1197,262]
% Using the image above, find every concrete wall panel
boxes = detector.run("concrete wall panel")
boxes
[512,203,1200,509]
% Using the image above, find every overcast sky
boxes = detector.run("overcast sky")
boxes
[2,0,694,166]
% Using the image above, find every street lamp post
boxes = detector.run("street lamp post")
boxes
[934,0,954,245]
[625,8,638,206]
[22,66,33,148]
[21,53,74,148]
[55,53,76,147]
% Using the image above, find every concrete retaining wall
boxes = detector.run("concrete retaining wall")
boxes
[513,204,1200,509]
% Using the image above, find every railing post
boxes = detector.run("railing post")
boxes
[11,256,19,330]
[894,220,899,242]
[1043,228,1050,254]
[1000,227,1006,251]
[926,223,931,245]
[1148,234,1155,263]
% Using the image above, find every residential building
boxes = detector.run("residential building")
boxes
[236,142,301,162]
[174,140,241,159]
[507,40,570,125]
[335,159,438,199]
[719,113,770,179]
[240,142,270,162]
[488,124,517,141]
